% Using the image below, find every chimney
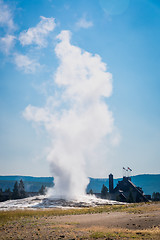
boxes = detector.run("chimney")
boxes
[109,173,114,193]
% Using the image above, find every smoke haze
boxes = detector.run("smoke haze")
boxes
[23,30,117,199]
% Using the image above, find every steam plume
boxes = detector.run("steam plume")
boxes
[24,30,115,199]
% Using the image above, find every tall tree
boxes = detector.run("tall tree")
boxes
[89,189,93,195]
[152,192,160,201]
[12,181,19,199]
[4,188,12,200]
[101,184,108,199]
[39,185,45,195]
[19,179,26,198]
[0,188,3,202]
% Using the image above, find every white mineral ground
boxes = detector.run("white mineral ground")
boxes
[0,195,124,210]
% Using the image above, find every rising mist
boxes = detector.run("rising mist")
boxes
[23,30,117,200]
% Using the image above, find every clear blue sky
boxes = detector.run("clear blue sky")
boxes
[0,0,160,178]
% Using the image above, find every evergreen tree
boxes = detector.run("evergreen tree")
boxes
[89,189,93,195]
[12,181,19,199]
[101,184,108,199]
[39,185,45,195]
[0,188,2,202]
[4,188,12,200]
[19,179,26,198]
[152,192,160,201]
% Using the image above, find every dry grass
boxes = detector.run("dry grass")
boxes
[0,202,160,225]
[0,204,126,224]
[0,202,160,239]
[89,226,160,239]
[1,220,160,239]
[124,202,160,214]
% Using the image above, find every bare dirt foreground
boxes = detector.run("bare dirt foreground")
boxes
[0,202,160,239]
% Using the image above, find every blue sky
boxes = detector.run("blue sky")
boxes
[0,0,160,178]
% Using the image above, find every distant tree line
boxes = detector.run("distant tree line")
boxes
[0,179,26,202]
[152,192,160,201]
[0,179,46,202]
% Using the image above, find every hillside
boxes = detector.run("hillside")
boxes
[0,174,159,195]
[0,176,54,192]
[131,174,160,195]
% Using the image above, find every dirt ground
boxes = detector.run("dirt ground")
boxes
[0,202,160,239]
[56,209,160,230]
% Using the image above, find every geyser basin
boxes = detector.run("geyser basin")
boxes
[0,195,124,210]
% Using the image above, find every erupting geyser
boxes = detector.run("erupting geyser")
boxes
[23,30,117,200]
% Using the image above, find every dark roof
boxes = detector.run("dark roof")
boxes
[128,180,148,201]
[112,177,148,202]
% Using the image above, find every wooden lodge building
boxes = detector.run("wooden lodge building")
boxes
[108,174,148,202]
